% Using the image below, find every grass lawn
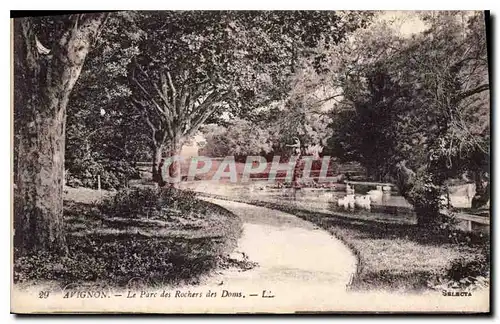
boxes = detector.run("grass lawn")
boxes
[198,193,489,293]
[13,187,243,289]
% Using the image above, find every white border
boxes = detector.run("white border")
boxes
[2,2,498,322]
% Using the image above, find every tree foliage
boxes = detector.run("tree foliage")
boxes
[325,11,490,226]
[65,12,146,189]
[199,120,273,161]
[126,11,372,182]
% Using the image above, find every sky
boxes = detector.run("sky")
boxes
[378,11,428,36]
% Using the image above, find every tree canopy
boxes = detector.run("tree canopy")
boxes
[324,11,490,225]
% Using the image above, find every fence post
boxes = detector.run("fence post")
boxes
[97,175,101,191]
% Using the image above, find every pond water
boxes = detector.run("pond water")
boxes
[181,180,485,233]
[182,181,413,209]
[182,180,472,213]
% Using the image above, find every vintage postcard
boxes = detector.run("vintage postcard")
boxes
[11,10,490,314]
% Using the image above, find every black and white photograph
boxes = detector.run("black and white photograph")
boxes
[11,10,491,314]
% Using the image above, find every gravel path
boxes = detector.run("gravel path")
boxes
[187,197,358,311]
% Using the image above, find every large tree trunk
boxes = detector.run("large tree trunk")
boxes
[166,136,183,188]
[472,171,490,209]
[394,161,442,228]
[151,144,163,182]
[129,66,228,188]
[16,107,67,255]
[13,15,106,256]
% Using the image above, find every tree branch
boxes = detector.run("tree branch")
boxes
[131,96,173,139]
[166,71,176,96]
[178,87,189,119]
[457,84,489,101]
[185,92,229,138]
[313,93,343,105]
[189,91,220,122]
[131,98,158,136]
[130,67,170,120]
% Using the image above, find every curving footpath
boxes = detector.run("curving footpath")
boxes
[187,197,358,312]
[181,198,488,314]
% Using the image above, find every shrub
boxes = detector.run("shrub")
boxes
[100,187,200,219]
[13,236,219,286]
[14,189,242,287]
[66,174,83,188]
[66,158,139,190]
[428,252,490,291]
[159,187,197,210]
[100,187,163,219]
[446,256,488,282]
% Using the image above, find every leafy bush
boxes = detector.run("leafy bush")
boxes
[66,158,139,190]
[100,187,199,219]
[14,189,242,287]
[100,187,161,219]
[13,236,219,286]
[446,255,488,282]
[435,212,489,246]
[159,187,198,210]
[428,252,490,291]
